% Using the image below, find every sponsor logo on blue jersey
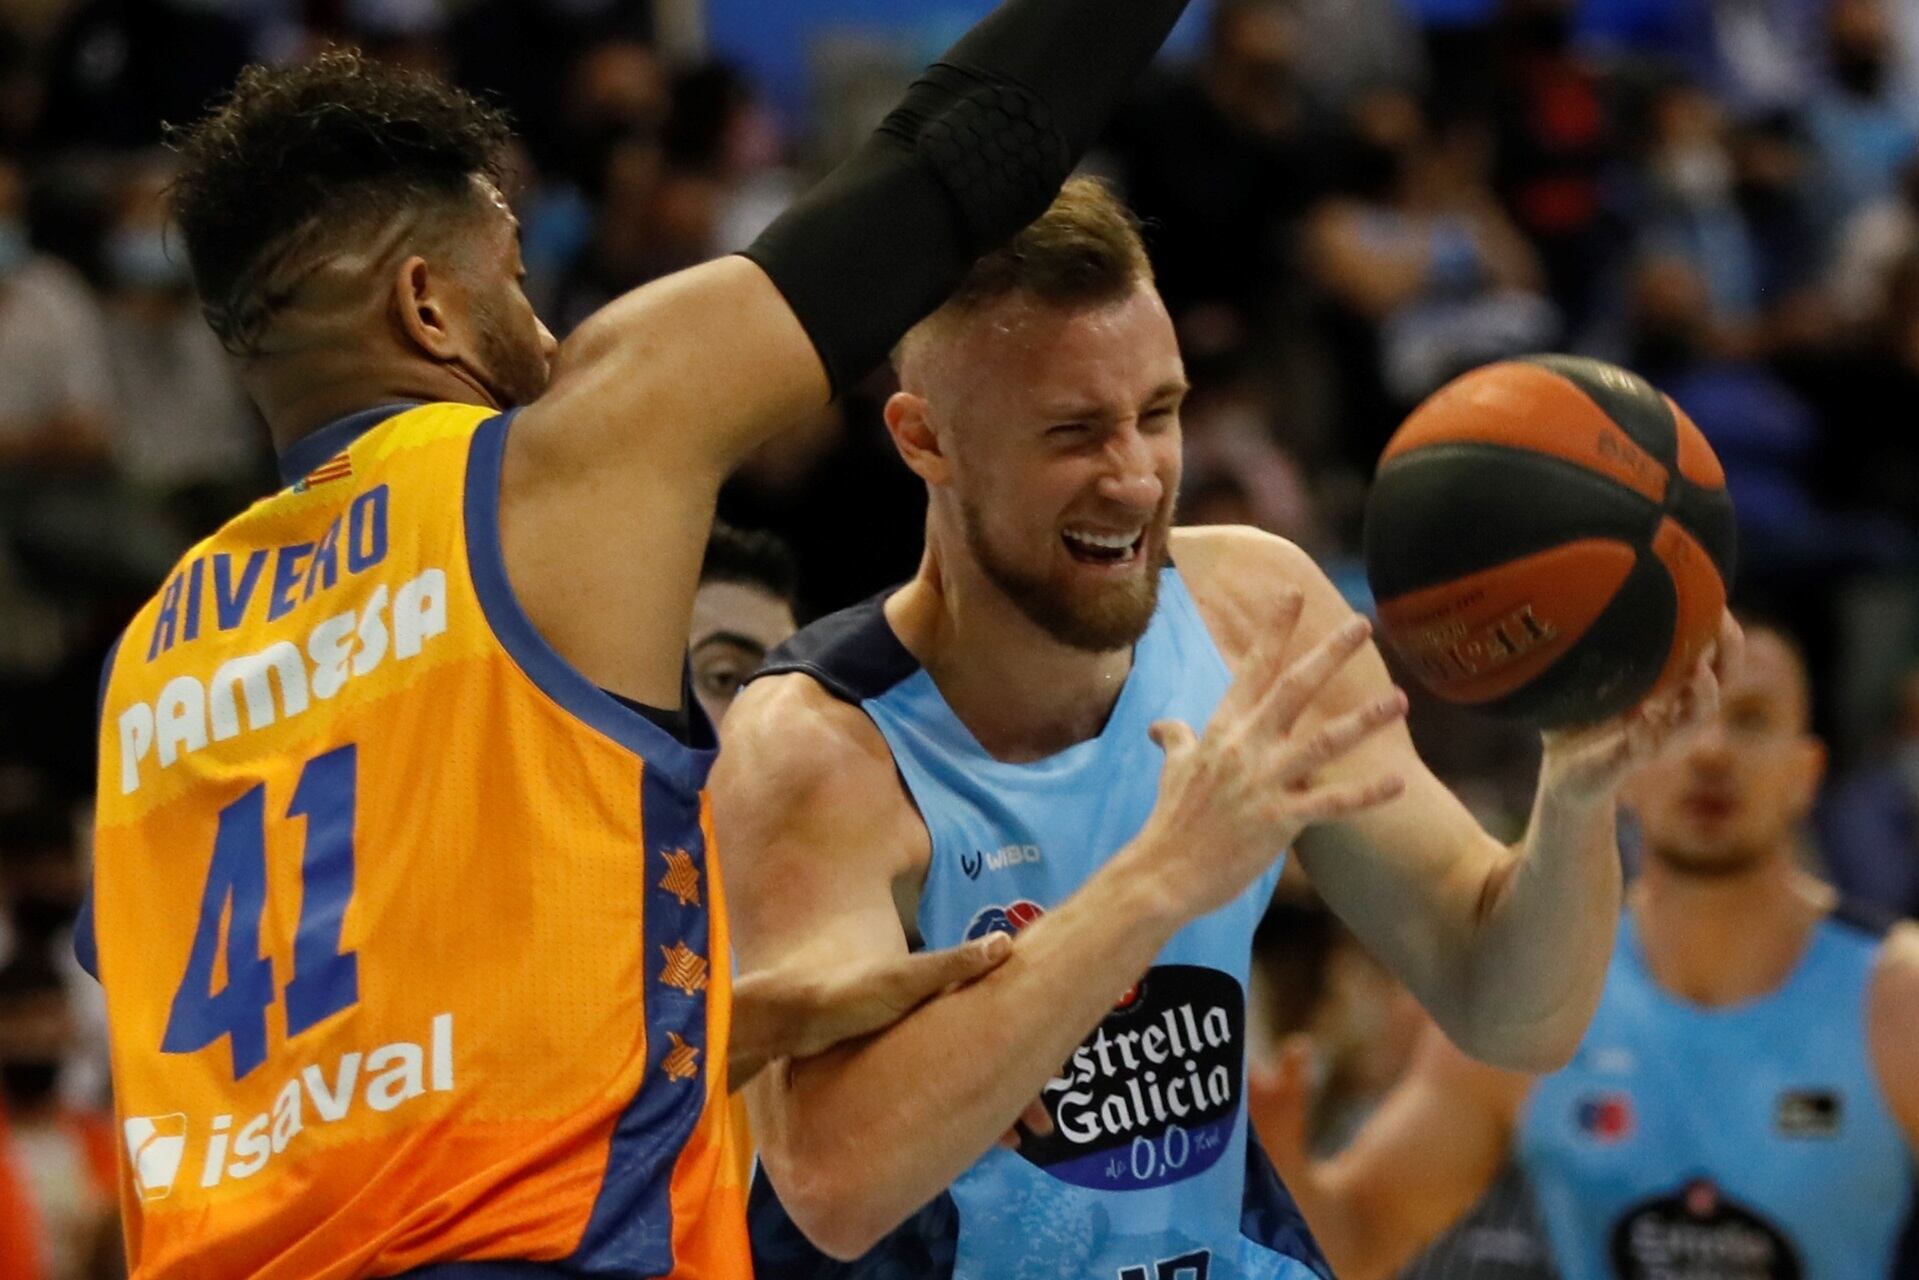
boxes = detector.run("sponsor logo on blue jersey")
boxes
[1774,1089,1841,1139]
[1609,1179,1802,1279]
[959,843,1043,881]
[1025,965,1244,1194]
[1576,1092,1635,1143]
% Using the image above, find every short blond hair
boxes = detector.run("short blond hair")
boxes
[894,176,1153,370]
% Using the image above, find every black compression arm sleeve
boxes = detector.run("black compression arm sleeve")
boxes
[741,0,1192,397]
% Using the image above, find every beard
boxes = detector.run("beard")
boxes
[469,297,551,409]
[961,497,1173,653]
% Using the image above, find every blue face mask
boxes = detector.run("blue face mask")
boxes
[109,227,190,291]
[0,219,29,279]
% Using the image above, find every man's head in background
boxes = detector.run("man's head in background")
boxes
[0,800,83,958]
[694,523,799,731]
[1621,620,1825,879]
[0,956,73,1118]
[168,51,556,422]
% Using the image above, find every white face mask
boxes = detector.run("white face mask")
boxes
[1660,144,1734,203]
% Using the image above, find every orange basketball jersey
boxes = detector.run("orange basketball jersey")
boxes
[85,402,750,1279]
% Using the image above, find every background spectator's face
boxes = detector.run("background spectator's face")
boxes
[1829,0,1894,96]
[0,987,71,1112]
[690,581,796,730]
[1622,630,1825,878]
[1207,2,1299,139]
[569,41,668,139]
[904,285,1185,653]
[1629,256,1713,372]
[108,160,191,296]
[1650,87,1733,202]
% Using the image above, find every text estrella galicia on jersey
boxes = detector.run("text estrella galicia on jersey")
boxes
[1608,1178,1803,1280]
[1020,965,1245,1193]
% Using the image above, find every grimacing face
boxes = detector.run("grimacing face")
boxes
[690,580,798,732]
[909,284,1186,653]
[1621,629,1825,878]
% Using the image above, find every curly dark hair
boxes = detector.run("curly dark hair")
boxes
[169,50,512,353]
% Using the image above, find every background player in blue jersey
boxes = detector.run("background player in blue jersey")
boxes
[710,179,1738,1278]
[1253,620,1919,1280]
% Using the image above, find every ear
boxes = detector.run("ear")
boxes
[389,255,463,361]
[883,390,953,487]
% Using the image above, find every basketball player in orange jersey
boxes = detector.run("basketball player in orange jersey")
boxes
[1249,622,1919,1280]
[713,181,1740,1275]
[79,0,1225,1272]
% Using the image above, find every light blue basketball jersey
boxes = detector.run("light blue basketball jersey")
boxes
[747,568,1330,1280]
[1516,905,1917,1280]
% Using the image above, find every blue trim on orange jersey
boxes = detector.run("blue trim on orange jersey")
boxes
[276,402,420,486]
[399,1262,572,1279]
[74,631,123,983]
[462,410,718,794]
[569,762,714,1270]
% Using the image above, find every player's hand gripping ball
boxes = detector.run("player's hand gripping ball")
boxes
[1363,355,1736,729]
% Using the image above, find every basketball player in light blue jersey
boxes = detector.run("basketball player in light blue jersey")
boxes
[1254,620,1919,1280]
[710,179,1735,1280]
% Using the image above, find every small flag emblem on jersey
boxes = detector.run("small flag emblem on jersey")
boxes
[660,941,709,995]
[1575,1092,1633,1142]
[293,452,354,492]
[660,848,701,907]
[124,1114,189,1202]
[662,1031,699,1082]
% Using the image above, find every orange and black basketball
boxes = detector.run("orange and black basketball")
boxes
[1363,355,1736,729]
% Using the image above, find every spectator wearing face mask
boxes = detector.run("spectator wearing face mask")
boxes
[1805,0,1918,233]
[0,959,114,1280]
[101,156,264,535]
[0,154,113,474]
[0,800,108,1119]
[1307,91,1558,429]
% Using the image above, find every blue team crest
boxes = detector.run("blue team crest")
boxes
[964,899,1045,940]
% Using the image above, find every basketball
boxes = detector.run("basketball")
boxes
[1363,355,1737,729]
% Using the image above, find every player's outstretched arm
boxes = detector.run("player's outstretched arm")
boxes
[1870,923,1919,1155]
[728,930,1014,1088]
[714,595,1406,1260]
[499,0,1196,705]
[1175,527,1732,1072]
[1249,1026,1527,1280]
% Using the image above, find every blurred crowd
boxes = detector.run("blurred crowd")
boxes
[0,0,1916,1274]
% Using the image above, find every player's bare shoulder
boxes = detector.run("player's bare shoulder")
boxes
[1169,525,1356,667]
[1868,919,1919,1145]
[710,672,928,879]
